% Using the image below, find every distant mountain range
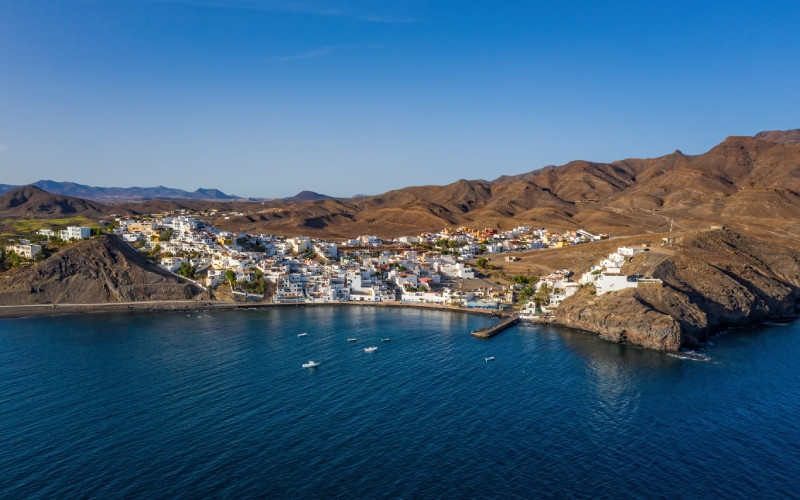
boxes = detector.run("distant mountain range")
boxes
[0,180,339,204]
[0,180,244,202]
[2,129,799,241]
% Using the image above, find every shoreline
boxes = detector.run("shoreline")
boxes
[0,299,505,320]
[2,299,794,353]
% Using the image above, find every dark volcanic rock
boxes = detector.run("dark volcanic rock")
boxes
[555,287,683,351]
[0,235,203,304]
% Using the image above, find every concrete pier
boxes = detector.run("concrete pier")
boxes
[471,314,519,338]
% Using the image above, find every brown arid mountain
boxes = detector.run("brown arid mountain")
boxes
[6,129,797,240]
[120,130,797,241]
[0,235,203,305]
[0,185,110,218]
[555,229,800,350]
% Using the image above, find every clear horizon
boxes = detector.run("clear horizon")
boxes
[1,1,799,198]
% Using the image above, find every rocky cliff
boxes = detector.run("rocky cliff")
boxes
[0,235,203,304]
[555,230,800,351]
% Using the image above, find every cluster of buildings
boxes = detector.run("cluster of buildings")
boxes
[518,269,581,320]
[3,226,94,260]
[6,210,651,315]
[518,245,664,320]
[579,246,662,295]
[37,226,93,241]
[110,215,608,308]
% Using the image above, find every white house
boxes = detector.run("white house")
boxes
[206,268,225,287]
[59,226,92,241]
[160,256,185,272]
[439,262,475,279]
[8,243,42,259]
[595,273,639,295]
[289,237,311,254]
[617,246,644,257]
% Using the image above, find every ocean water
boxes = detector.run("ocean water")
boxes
[1,307,800,498]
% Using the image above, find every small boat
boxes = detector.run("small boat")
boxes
[347,338,357,342]
[302,360,320,368]
[297,333,308,338]
[485,357,495,362]
[381,338,390,342]
[364,346,378,353]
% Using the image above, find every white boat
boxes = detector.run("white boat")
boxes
[485,357,495,362]
[381,338,390,342]
[364,346,378,353]
[347,338,357,342]
[302,360,320,368]
[297,333,308,338]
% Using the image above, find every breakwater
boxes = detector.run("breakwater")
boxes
[470,313,519,338]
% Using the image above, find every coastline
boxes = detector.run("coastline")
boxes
[5,299,791,354]
[0,299,504,320]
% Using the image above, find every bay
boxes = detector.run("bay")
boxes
[1,307,799,498]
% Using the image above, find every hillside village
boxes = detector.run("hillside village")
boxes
[1,213,661,316]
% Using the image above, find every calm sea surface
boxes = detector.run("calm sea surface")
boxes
[1,307,799,498]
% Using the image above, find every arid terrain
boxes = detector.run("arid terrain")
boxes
[106,130,800,241]
[0,235,203,305]
[4,130,800,243]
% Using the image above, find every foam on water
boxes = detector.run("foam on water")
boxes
[667,349,712,362]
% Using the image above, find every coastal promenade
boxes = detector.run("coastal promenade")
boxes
[0,299,503,320]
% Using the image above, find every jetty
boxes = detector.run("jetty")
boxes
[471,314,520,338]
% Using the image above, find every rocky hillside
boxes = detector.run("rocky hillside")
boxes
[6,129,798,240]
[0,185,109,218]
[0,235,203,304]
[555,229,800,351]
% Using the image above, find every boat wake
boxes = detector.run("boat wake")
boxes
[668,349,712,362]
[764,320,796,326]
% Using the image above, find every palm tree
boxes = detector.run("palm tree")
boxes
[533,283,553,310]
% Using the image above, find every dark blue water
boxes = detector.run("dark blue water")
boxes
[2,307,799,498]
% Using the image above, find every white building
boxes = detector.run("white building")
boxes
[59,226,92,241]
[617,246,644,257]
[439,262,475,280]
[160,256,185,272]
[595,273,639,295]
[289,237,311,254]
[8,243,42,259]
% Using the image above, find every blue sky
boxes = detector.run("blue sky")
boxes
[1,1,799,198]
